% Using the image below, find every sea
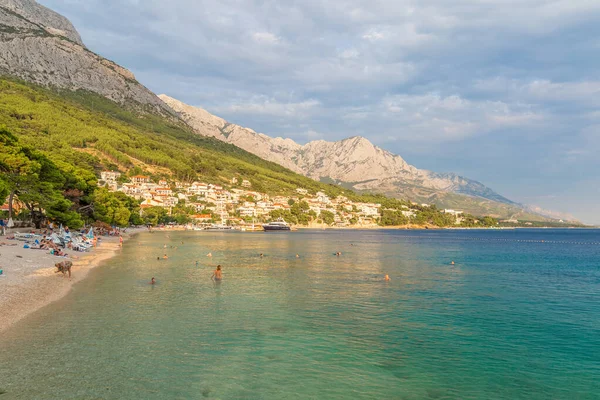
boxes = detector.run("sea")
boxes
[1,229,599,399]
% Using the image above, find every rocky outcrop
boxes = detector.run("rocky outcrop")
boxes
[0,0,173,115]
[0,0,82,44]
[159,94,516,206]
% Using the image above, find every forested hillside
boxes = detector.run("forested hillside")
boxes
[0,78,583,229]
[0,78,359,198]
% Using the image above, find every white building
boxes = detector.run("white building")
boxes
[120,184,142,196]
[100,171,121,182]
[443,209,464,216]
[131,175,151,184]
[164,197,179,207]
[189,182,210,197]
[315,192,331,205]
[238,207,256,217]
[155,187,173,196]
[359,204,380,217]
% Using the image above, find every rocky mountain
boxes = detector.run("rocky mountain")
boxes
[524,205,578,223]
[159,94,521,215]
[0,0,172,114]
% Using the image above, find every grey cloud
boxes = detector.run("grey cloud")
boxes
[37,0,600,222]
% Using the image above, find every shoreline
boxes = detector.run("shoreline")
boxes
[152,224,587,232]
[0,230,140,333]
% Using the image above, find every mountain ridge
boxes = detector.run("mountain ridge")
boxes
[0,0,173,115]
[0,0,83,44]
[159,94,521,215]
[0,1,570,222]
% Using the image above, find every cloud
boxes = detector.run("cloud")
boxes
[362,29,386,41]
[252,32,281,45]
[337,93,545,142]
[214,98,320,118]
[338,48,359,59]
[475,78,600,106]
[37,0,600,222]
[305,130,324,140]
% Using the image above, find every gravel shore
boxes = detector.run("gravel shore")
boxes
[0,231,137,333]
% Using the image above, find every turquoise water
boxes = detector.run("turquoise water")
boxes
[1,229,599,399]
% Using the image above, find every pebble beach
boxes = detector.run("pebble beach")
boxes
[0,231,137,333]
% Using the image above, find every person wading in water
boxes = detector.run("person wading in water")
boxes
[211,265,223,281]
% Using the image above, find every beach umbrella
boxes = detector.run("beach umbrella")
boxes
[7,218,14,228]
[59,224,64,236]
[87,227,94,239]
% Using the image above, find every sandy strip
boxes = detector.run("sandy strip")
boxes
[0,231,140,333]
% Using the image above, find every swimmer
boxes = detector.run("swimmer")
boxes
[296,254,300,258]
[260,253,264,258]
[150,277,156,285]
[207,252,212,257]
[163,254,168,259]
[385,274,391,282]
[211,265,223,281]
[451,261,455,265]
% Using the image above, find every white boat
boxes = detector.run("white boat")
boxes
[262,218,291,231]
[204,224,233,231]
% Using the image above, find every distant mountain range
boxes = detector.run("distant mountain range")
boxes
[160,95,559,220]
[0,0,574,222]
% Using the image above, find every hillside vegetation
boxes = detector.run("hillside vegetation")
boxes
[375,182,551,222]
[0,78,584,229]
[0,78,359,198]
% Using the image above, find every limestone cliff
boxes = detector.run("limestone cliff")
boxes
[0,0,173,114]
[159,94,516,207]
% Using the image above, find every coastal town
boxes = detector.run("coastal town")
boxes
[99,171,465,228]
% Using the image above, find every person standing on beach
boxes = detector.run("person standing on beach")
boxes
[119,235,123,247]
[211,265,223,281]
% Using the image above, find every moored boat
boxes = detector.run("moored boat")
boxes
[262,218,291,231]
[204,224,233,231]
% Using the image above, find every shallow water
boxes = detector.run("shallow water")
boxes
[1,229,599,399]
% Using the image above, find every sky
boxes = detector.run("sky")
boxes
[41,0,600,224]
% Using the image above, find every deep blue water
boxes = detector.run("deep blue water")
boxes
[1,229,599,399]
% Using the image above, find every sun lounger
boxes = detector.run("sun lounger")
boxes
[14,232,42,241]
